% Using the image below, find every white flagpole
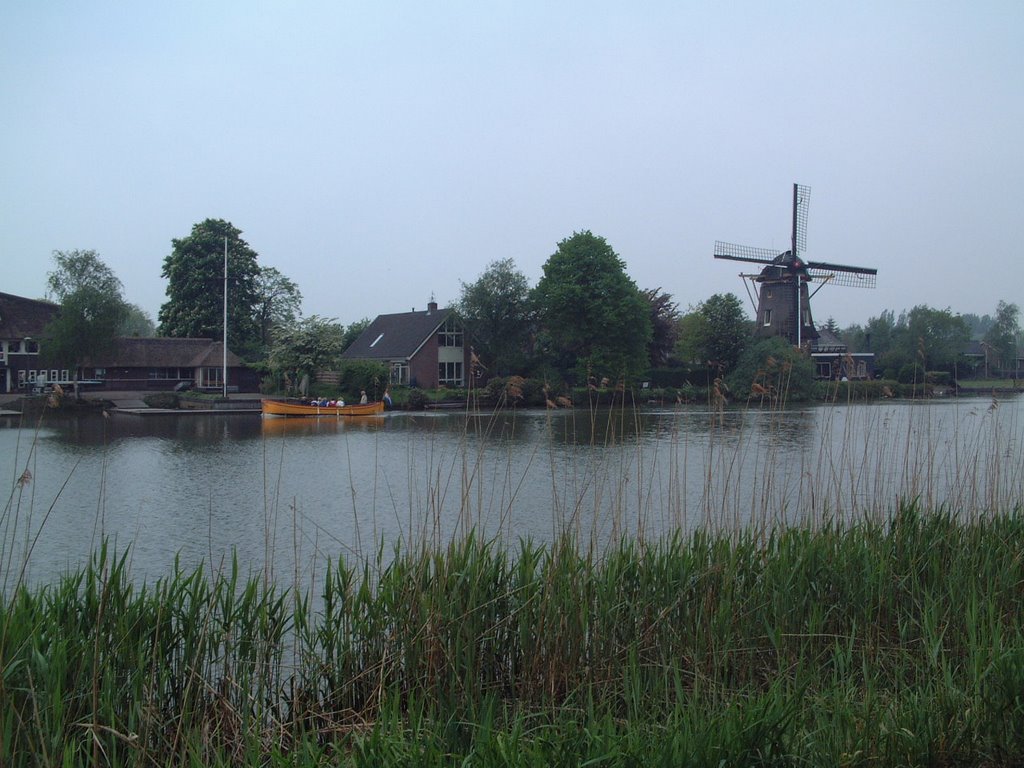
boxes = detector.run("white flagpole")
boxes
[223,236,228,398]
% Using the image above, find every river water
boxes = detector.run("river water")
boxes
[3,396,1022,589]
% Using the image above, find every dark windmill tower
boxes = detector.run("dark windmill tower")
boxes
[714,184,877,349]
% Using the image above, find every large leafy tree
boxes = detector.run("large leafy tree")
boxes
[642,287,681,367]
[677,293,750,373]
[532,232,652,383]
[120,303,156,337]
[899,305,970,374]
[255,266,303,352]
[841,309,898,355]
[341,318,371,353]
[158,219,261,358]
[268,315,346,393]
[982,300,1020,375]
[458,258,533,375]
[46,249,123,301]
[42,250,127,371]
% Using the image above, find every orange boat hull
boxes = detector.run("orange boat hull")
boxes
[261,399,385,417]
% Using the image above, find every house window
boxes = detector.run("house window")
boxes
[390,362,409,386]
[816,362,832,379]
[94,368,106,380]
[763,309,772,326]
[438,316,462,348]
[149,367,188,380]
[17,371,26,386]
[857,361,867,378]
[439,361,463,386]
[199,367,222,388]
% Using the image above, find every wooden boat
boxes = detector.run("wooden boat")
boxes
[261,399,385,417]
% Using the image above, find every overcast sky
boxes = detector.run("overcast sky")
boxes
[2,1,1021,330]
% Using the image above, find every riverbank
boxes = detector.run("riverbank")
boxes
[3,505,1023,766]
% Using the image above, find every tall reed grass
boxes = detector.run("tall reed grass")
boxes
[3,506,1024,766]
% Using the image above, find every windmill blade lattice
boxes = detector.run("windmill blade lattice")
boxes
[806,266,877,289]
[792,184,810,257]
[713,241,784,265]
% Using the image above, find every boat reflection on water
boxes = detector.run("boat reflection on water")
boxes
[260,412,387,437]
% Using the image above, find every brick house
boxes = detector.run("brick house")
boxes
[341,300,473,389]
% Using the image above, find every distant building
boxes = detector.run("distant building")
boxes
[0,291,58,393]
[810,327,875,380]
[0,291,258,393]
[341,300,473,389]
[79,337,258,392]
[961,340,1024,379]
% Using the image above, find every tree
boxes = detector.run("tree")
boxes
[532,231,651,383]
[642,288,681,367]
[268,315,345,393]
[341,318,371,353]
[45,249,123,302]
[255,266,302,351]
[899,305,970,375]
[158,219,261,358]
[42,250,127,371]
[458,258,533,375]
[691,293,751,373]
[119,303,156,337]
[960,312,994,339]
[673,309,707,365]
[982,300,1020,375]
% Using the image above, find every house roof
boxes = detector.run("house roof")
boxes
[341,304,452,361]
[811,327,847,353]
[82,337,243,368]
[963,340,1024,360]
[0,292,58,340]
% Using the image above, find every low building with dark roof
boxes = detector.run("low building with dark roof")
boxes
[962,340,1024,379]
[1,291,258,393]
[810,327,875,380]
[80,337,258,392]
[341,300,472,389]
[0,291,58,392]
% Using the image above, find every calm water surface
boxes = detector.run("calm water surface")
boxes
[3,396,1022,588]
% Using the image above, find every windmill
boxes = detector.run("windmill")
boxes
[714,184,876,348]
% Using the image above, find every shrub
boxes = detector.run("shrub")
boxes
[338,360,389,401]
[143,393,179,409]
[406,388,428,411]
[726,337,815,402]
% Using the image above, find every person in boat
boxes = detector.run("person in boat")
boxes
[383,389,392,409]
[359,390,368,404]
